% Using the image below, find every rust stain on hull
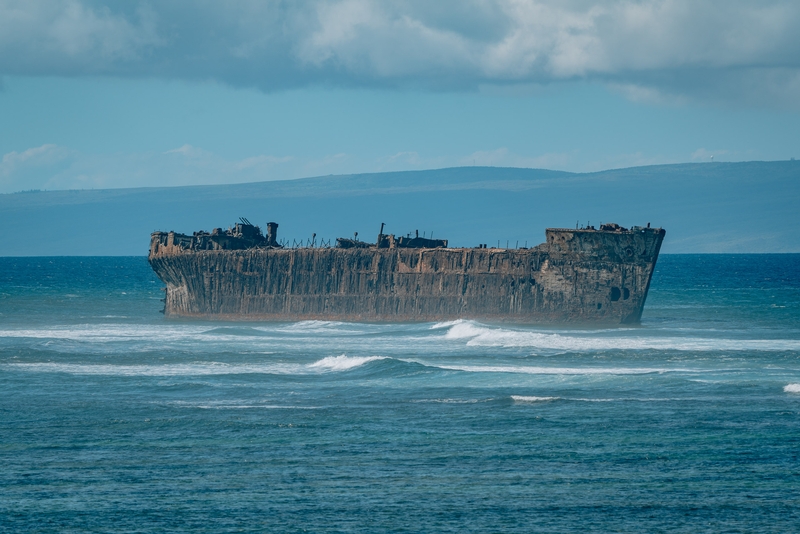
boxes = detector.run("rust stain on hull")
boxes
[148,223,665,325]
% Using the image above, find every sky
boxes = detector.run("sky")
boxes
[1,0,799,193]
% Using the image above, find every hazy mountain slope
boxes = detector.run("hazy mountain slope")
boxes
[1,162,798,255]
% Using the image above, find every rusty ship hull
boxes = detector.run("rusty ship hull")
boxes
[148,225,665,325]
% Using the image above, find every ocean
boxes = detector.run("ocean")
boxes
[1,255,799,532]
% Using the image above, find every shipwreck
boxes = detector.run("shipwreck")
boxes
[148,220,665,324]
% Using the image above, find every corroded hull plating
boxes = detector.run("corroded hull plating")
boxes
[148,227,665,324]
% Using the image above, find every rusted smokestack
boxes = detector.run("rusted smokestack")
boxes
[266,222,279,247]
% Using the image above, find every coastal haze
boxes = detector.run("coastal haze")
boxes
[2,160,799,256]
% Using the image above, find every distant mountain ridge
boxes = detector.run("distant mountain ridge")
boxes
[2,161,798,255]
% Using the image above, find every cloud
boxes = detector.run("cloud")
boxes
[0,142,583,193]
[1,144,67,168]
[163,144,207,157]
[1,1,799,107]
[607,83,688,106]
[0,0,161,75]
[162,145,292,172]
[0,144,296,193]
[0,141,781,193]
[0,144,72,189]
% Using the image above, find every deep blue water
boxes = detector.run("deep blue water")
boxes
[1,255,799,532]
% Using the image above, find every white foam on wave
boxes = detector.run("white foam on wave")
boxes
[0,323,299,356]
[279,320,350,332]
[784,384,800,393]
[1,322,347,343]
[511,395,559,403]
[513,396,690,403]
[4,361,303,376]
[411,398,481,404]
[430,319,465,330]
[192,404,317,410]
[0,320,381,347]
[307,354,386,371]
[0,324,222,343]
[161,400,321,410]
[441,321,800,352]
[6,355,389,376]
[436,364,698,375]
[276,320,395,337]
[7,319,797,355]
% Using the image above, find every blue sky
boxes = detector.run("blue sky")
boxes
[1,0,799,193]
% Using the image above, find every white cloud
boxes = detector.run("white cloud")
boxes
[162,145,293,172]
[607,83,688,106]
[0,144,297,193]
[2,144,65,168]
[163,144,207,157]
[0,1,798,107]
[386,151,421,164]
[0,144,72,189]
[0,141,783,193]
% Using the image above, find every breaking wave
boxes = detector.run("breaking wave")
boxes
[0,324,251,344]
[411,398,482,404]
[4,361,301,376]
[4,320,799,358]
[0,322,375,344]
[436,364,702,375]
[5,355,387,376]
[307,355,386,371]
[784,384,800,393]
[440,320,800,352]
[511,395,559,403]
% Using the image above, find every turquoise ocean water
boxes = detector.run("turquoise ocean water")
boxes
[1,255,799,532]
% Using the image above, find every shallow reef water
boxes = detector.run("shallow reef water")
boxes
[1,255,799,532]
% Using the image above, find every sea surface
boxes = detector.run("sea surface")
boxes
[1,255,799,532]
